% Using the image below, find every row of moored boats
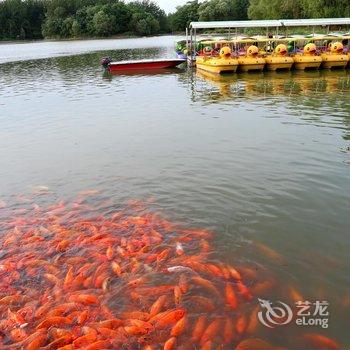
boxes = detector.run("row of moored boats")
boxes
[176,35,350,74]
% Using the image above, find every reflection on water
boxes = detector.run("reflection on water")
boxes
[189,69,350,141]
[0,39,350,348]
[193,69,350,100]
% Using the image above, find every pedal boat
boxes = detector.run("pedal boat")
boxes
[196,47,238,74]
[321,42,349,69]
[293,43,322,70]
[237,45,265,72]
[265,44,294,71]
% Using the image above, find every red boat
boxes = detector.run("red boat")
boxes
[101,58,186,72]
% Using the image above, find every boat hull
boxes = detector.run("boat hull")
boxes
[107,59,186,72]
[264,56,294,71]
[293,55,322,70]
[321,54,349,69]
[196,57,238,74]
[238,57,266,72]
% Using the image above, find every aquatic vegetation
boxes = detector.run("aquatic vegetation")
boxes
[0,198,341,349]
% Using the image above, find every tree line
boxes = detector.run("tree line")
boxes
[0,0,349,40]
[0,0,168,40]
[169,0,350,32]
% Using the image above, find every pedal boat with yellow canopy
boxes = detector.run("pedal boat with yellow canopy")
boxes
[293,43,323,70]
[196,47,238,74]
[237,45,266,72]
[321,42,349,69]
[264,44,294,71]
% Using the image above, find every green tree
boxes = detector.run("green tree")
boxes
[169,0,199,32]
[0,0,45,39]
[71,19,81,37]
[299,0,350,18]
[127,0,168,32]
[130,11,160,35]
[42,18,62,37]
[198,0,249,21]
[248,0,302,19]
[93,10,115,36]
[61,16,73,37]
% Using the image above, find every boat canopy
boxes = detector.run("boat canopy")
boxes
[190,20,281,29]
[190,18,350,30]
[281,18,350,27]
[198,34,350,45]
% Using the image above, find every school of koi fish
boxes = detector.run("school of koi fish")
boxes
[0,196,342,350]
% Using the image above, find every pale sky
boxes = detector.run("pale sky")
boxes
[126,0,189,14]
[155,0,188,13]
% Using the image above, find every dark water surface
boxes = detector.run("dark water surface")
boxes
[0,37,350,349]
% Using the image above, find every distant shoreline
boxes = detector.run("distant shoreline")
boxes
[0,33,185,45]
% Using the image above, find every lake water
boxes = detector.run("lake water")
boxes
[0,37,350,349]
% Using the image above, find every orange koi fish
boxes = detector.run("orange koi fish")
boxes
[236,281,253,301]
[192,276,220,297]
[200,319,221,346]
[178,274,189,294]
[170,315,187,337]
[41,335,73,350]
[63,267,74,289]
[199,239,211,252]
[227,265,242,281]
[188,296,215,312]
[106,246,114,260]
[235,314,247,335]
[36,316,72,330]
[68,294,99,305]
[57,345,74,350]
[27,332,48,350]
[50,328,73,340]
[95,318,123,329]
[43,273,61,286]
[73,333,97,347]
[235,338,285,350]
[254,243,284,265]
[206,264,224,278]
[303,333,340,350]
[223,317,234,344]
[126,319,154,333]
[111,261,122,276]
[192,315,207,343]
[124,325,149,336]
[84,340,111,350]
[120,311,150,322]
[164,337,177,350]
[151,309,186,329]
[174,286,182,306]
[251,281,274,296]
[201,340,213,350]
[287,285,303,303]
[10,328,28,342]
[149,295,168,318]
[76,310,89,325]
[246,306,260,334]
[225,283,238,310]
